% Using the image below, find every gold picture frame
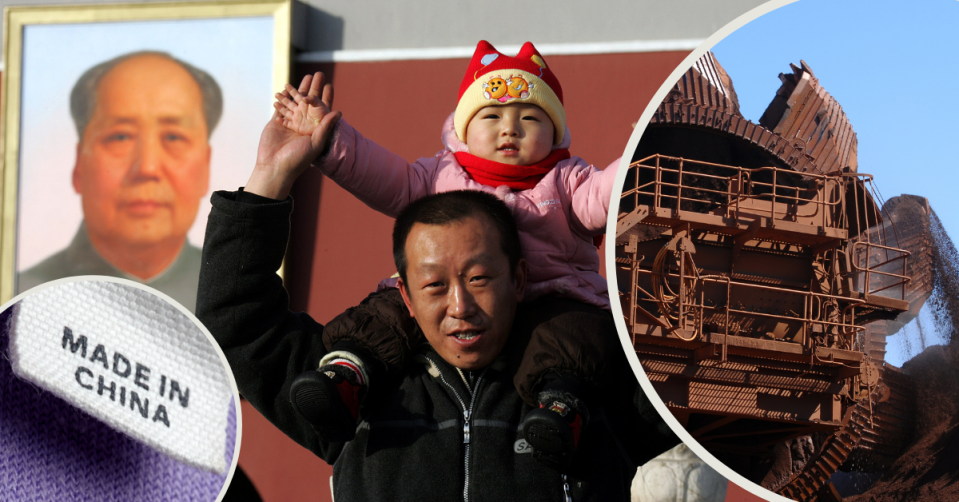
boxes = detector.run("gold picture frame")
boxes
[0,0,291,304]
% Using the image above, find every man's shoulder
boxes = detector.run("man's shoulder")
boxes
[17,225,122,292]
[17,230,203,311]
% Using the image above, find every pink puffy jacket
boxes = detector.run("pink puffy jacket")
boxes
[318,115,618,309]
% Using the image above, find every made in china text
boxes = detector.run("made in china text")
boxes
[61,326,191,427]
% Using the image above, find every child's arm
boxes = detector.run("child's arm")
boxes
[315,119,440,218]
[245,73,342,200]
[270,75,441,218]
[565,157,620,237]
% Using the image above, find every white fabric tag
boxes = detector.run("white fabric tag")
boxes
[7,280,232,473]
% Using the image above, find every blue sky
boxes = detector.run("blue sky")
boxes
[710,0,959,365]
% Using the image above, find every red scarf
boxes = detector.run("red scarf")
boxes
[454,149,571,190]
[454,148,604,247]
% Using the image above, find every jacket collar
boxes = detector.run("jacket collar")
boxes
[415,345,509,397]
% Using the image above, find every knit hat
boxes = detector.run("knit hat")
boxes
[454,41,566,145]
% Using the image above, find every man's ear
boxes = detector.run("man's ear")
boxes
[201,144,212,195]
[397,278,416,317]
[513,258,528,302]
[72,144,83,194]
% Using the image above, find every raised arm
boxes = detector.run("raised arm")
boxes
[196,190,343,462]
[196,74,357,460]
[254,72,439,217]
[316,119,441,218]
[566,157,621,238]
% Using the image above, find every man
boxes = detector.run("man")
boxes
[18,51,221,311]
[197,76,677,500]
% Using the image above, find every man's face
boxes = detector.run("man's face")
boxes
[72,55,211,249]
[398,215,526,370]
[465,104,554,166]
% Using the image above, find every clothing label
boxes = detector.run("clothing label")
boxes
[7,280,232,473]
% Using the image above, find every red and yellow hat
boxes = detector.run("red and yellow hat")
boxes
[454,41,565,145]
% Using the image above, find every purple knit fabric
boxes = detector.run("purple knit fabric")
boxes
[0,307,237,501]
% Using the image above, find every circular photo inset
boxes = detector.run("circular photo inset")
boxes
[0,277,240,501]
[613,1,959,501]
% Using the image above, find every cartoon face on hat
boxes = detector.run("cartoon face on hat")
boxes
[506,76,531,99]
[454,41,566,145]
[483,77,508,100]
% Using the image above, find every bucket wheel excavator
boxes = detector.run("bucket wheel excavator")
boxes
[616,53,929,501]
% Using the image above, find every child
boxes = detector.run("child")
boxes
[281,41,619,470]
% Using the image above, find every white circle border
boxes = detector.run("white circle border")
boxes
[0,274,243,502]
[605,1,801,501]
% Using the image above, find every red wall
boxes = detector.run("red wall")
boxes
[1,48,772,502]
[725,482,769,501]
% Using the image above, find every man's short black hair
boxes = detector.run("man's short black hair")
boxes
[393,190,522,283]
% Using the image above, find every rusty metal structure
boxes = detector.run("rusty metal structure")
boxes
[616,53,923,500]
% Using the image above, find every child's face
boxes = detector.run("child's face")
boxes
[465,104,554,166]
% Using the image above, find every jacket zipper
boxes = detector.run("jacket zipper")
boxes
[426,356,487,502]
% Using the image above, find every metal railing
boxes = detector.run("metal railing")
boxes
[618,155,913,354]
[621,254,867,353]
[623,154,846,230]
[852,241,910,297]
[621,154,911,301]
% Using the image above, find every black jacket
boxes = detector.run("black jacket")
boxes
[196,190,677,501]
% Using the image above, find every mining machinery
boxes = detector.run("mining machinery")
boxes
[616,53,924,500]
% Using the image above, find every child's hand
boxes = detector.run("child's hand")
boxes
[246,72,341,200]
[274,72,333,136]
